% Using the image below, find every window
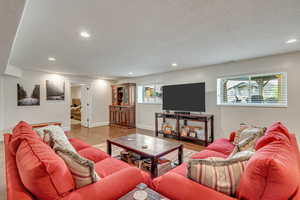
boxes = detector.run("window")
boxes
[217,72,287,107]
[137,84,162,104]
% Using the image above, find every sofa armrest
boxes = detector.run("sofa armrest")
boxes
[62,167,151,200]
[153,172,236,200]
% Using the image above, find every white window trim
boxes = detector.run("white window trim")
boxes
[137,84,163,105]
[217,72,288,108]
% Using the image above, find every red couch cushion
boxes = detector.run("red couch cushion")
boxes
[78,147,110,163]
[11,121,38,138]
[69,138,91,151]
[95,157,131,178]
[191,149,227,159]
[9,121,40,155]
[167,163,187,177]
[4,134,34,200]
[265,122,290,139]
[16,138,75,200]
[206,138,235,155]
[237,132,299,200]
[255,130,290,150]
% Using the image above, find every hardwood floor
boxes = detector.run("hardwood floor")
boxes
[69,124,205,152]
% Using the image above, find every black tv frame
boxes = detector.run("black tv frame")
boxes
[162,82,206,113]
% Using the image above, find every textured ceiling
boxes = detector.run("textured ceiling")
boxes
[9,0,300,79]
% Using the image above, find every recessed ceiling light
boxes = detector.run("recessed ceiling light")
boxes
[286,38,298,44]
[80,31,91,38]
[48,57,56,61]
[128,72,133,75]
[172,63,178,67]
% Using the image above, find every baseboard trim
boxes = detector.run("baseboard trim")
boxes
[136,124,155,131]
[62,126,71,131]
[90,122,109,128]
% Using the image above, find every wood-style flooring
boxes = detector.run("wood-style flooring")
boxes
[69,124,205,152]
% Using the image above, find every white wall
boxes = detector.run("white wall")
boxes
[0,70,112,138]
[120,52,300,140]
[0,75,4,132]
[89,80,112,127]
[71,86,81,99]
[2,70,71,132]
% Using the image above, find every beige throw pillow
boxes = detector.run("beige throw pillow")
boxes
[227,149,255,160]
[187,156,250,196]
[233,126,265,151]
[54,146,100,189]
[35,125,76,152]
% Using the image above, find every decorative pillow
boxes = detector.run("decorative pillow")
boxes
[227,149,255,160]
[16,138,75,200]
[187,156,249,196]
[35,125,76,152]
[233,126,265,151]
[229,131,237,142]
[233,123,249,145]
[265,122,290,139]
[54,146,100,189]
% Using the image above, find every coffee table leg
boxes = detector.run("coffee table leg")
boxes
[107,141,112,156]
[178,145,183,165]
[151,158,158,178]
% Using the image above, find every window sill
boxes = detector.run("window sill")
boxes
[137,102,162,105]
[217,103,288,108]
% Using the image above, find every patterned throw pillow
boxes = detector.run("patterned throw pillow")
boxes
[227,149,255,160]
[233,126,265,151]
[35,125,76,152]
[54,146,100,189]
[187,156,249,196]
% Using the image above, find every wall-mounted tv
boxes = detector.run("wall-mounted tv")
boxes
[162,82,205,112]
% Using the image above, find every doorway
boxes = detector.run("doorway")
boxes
[70,83,91,128]
[70,85,82,125]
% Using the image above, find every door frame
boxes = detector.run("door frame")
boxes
[80,84,92,128]
[69,82,92,128]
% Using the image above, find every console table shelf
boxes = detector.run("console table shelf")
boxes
[155,112,214,146]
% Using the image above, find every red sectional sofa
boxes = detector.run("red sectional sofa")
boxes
[4,122,151,200]
[5,121,300,200]
[153,123,300,200]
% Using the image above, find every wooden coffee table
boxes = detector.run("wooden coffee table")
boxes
[119,183,169,200]
[107,134,183,177]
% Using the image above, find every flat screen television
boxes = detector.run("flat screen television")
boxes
[162,82,205,112]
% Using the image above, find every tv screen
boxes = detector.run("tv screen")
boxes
[162,82,205,112]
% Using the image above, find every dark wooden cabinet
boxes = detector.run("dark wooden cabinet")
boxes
[109,83,136,128]
[109,105,135,128]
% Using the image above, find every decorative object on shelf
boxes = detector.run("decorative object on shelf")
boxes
[46,80,65,101]
[17,83,40,106]
[109,83,136,128]
[161,122,173,134]
[180,126,189,137]
[187,126,204,139]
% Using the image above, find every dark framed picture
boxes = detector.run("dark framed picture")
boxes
[17,83,40,106]
[46,80,65,100]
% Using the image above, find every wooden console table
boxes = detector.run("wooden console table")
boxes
[155,112,214,146]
